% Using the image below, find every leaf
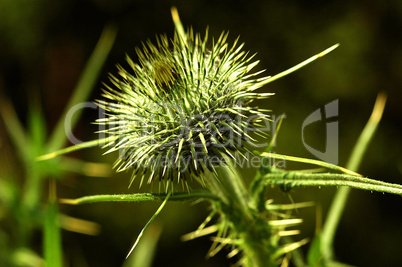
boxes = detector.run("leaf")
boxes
[125,191,171,259]
[0,96,30,165]
[47,24,117,152]
[37,136,118,161]
[317,92,387,261]
[122,224,162,267]
[28,100,47,158]
[307,235,325,267]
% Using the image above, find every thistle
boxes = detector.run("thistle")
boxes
[96,26,273,188]
[32,7,401,267]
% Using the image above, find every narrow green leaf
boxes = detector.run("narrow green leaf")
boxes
[23,101,48,209]
[47,24,117,152]
[317,92,387,262]
[37,136,118,161]
[122,224,162,267]
[346,92,387,171]
[126,191,171,259]
[28,100,47,157]
[0,96,30,164]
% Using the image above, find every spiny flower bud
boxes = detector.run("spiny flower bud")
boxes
[96,29,273,188]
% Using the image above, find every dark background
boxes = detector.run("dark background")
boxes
[1,0,401,266]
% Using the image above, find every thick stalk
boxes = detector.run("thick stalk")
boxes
[205,164,277,267]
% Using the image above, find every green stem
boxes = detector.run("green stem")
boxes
[264,173,402,195]
[206,165,277,267]
[59,190,220,205]
[320,93,387,258]
[44,181,63,267]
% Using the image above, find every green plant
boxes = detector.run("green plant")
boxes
[0,25,117,266]
[30,7,401,267]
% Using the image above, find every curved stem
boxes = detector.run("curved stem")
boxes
[320,92,387,258]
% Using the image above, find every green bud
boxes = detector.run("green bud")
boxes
[96,29,273,188]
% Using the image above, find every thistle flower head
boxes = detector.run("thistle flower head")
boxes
[96,29,273,187]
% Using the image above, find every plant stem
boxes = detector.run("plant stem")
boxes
[263,170,402,193]
[44,180,63,267]
[59,190,220,205]
[320,93,387,258]
[206,164,277,267]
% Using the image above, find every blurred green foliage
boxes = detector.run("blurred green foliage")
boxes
[0,0,401,266]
